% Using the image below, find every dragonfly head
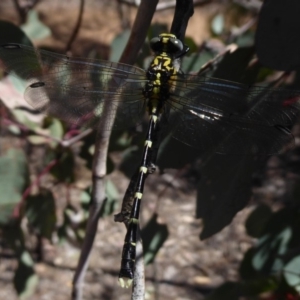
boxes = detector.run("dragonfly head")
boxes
[150,33,183,57]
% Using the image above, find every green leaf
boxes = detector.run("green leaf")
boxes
[256,0,300,70]
[50,148,75,182]
[0,148,28,225]
[14,250,38,299]
[284,256,300,292]
[235,31,255,47]
[0,20,33,45]
[212,47,255,83]
[43,118,64,148]
[47,118,64,140]
[141,213,169,265]
[99,180,119,217]
[8,124,21,135]
[252,227,291,273]
[79,131,96,170]
[0,39,42,81]
[110,30,131,62]
[239,248,263,280]
[241,208,300,280]
[27,135,49,145]
[198,153,260,239]
[8,73,28,94]
[204,279,276,300]
[119,145,142,178]
[245,204,272,238]
[13,108,41,131]
[109,130,133,152]
[156,134,200,170]
[25,190,56,239]
[181,50,214,73]
[211,13,224,35]
[80,189,91,210]
[204,282,241,300]
[183,37,198,54]
[21,10,51,40]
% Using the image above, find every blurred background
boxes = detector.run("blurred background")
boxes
[0,0,300,299]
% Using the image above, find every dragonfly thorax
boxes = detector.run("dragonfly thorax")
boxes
[143,54,177,113]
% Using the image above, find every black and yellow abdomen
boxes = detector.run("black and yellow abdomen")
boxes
[119,33,184,288]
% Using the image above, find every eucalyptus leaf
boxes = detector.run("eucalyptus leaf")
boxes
[14,251,38,299]
[0,148,28,225]
[47,118,64,140]
[256,0,300,70]
[8,124,21,135]
[21,10,51,40]
[245,204,272,238]
[204,282,241,300]
[156,134,200,170]
[110,30,130,62]
[0,20,33,45]
[99,180,119,217]
[27,135,49,145]
[25,191,56,239]
[241,208,300,281]
[212,47,255,83]
[181,50,214,74]
[284,256,300,290]
[46,118,64,148]
[141,213,169,265]
[50,149,75,182]
[211,13,224,35]
[197,153,260,239]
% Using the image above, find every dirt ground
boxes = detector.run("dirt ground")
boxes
[0,1,270,299]
[0,161,255,300]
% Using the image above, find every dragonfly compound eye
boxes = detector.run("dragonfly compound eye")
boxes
[167,38,183,53]
[150,36,163,53]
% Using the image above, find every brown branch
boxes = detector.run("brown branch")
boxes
[12,0,41,23]
[2,117,93,148]
[118,0,211,11]
[12,0,27,23]
[65,0,85,53]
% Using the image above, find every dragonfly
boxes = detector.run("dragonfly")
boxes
[0,33,300,288]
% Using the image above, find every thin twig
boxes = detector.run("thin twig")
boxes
[12,0,27,23]
[72,1,158,299]
[227,17,257,43]
[197,44,238,75]
[61,128,93,147]
[12,0,41,23]
[118,0,210,11]
[132,231,145,300]
[2,117,93,148]
[65,0,85,53]
[233,0,262,12]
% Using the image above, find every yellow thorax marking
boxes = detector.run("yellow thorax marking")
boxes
[151,54,174,73]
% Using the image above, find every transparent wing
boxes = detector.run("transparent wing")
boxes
[166,76,300,155]
[0,43,147,130]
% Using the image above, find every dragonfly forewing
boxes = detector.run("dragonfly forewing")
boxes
[0,43,147,130]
